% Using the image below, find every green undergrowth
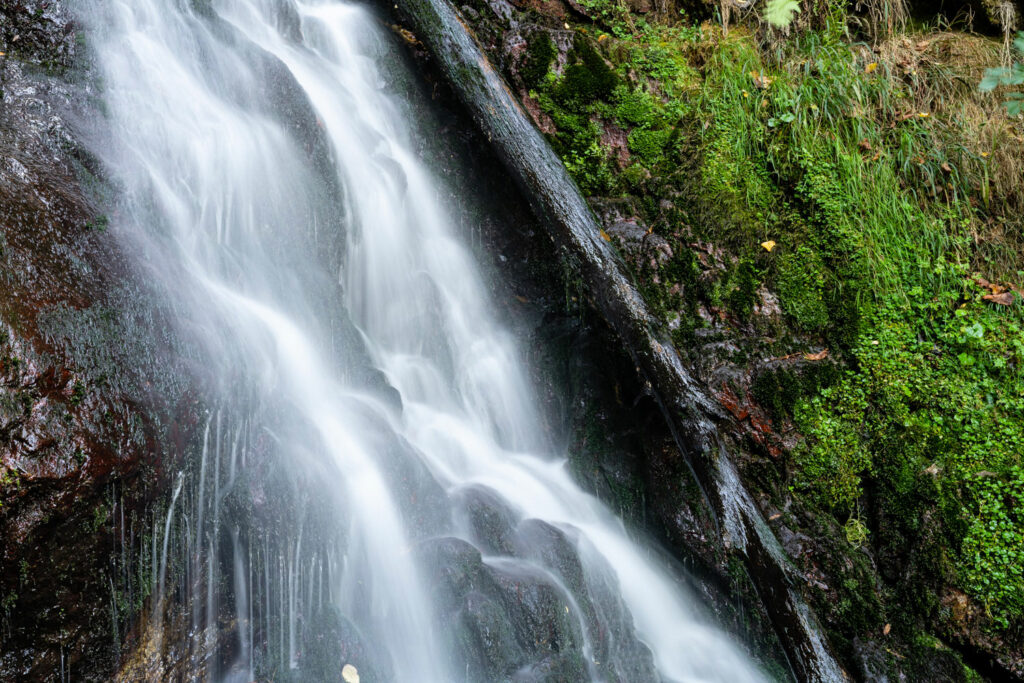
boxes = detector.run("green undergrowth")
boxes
[524,3,1024,634]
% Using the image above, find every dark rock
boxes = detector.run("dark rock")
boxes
[452,483,522,555]
[299,606,391,682]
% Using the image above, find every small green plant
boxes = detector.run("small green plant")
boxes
[70,380,86,405]
[980,32,1024,116]
[844,516,870,546]
[764,0,801,28]
[85,215,109,232]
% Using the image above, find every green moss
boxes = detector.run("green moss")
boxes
[751,367,801,421]
[521,32,556,89]
[627,127,671,165]
[725,258,759,319]
[776,245,829,332]
[553,39,620,108]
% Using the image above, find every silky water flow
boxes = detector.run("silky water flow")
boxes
[85,0,771,680]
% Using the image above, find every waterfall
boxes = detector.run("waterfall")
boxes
[85,0,769,680]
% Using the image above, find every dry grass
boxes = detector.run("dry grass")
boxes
[874,31,1024,275]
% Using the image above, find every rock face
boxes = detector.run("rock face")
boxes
[1,4,198,680]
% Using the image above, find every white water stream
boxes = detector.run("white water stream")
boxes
[87,0,769,680]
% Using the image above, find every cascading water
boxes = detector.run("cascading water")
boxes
[85,0,771,680]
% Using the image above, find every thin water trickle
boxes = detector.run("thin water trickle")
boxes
[85,0,770,680]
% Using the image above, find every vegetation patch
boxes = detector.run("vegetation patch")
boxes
[507,0,1024,663]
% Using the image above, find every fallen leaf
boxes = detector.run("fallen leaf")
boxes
[918,112,929,118]
[598,33,608,41]
[865,62,878,73]
[761,240,776,252]
[804,349,829,361]
[564,22,570,29]
[941,162,952,173]
[883,623,892,635]
[515,295,529,303]
[915,40,930,50]
[983,291,1016,306]
[751,72,772,89]
[599,229,611,242]
[769,513,782,520]
[342,664,360,683]
[858,139,872,151]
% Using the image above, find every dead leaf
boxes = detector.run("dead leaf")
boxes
[941,162,952,173]
[769,513,782,520]
[859,139,872,152]
[884,623,891,635]
[915,40,930,50]
[751,72,772,89]
[599,229,612,242]
[515,295,529,303]
[983,292,1016,306]
[804,349,829,361]
[761,240,776,252]
[342,664,360,683]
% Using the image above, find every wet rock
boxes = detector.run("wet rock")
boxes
[0,4,199,680]
[486,559,585,672]
[419,536,593,680]
[0,1,77,71]
[458,589,525,679]
[299,606,391,682]
[452,483,521,555]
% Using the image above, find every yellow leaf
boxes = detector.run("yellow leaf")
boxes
[742,90,750,98]
[761,240,776,252]
[599,229,612,242]
[918,112,929,118]
[865,62,878,73]
[598,34,608,42]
